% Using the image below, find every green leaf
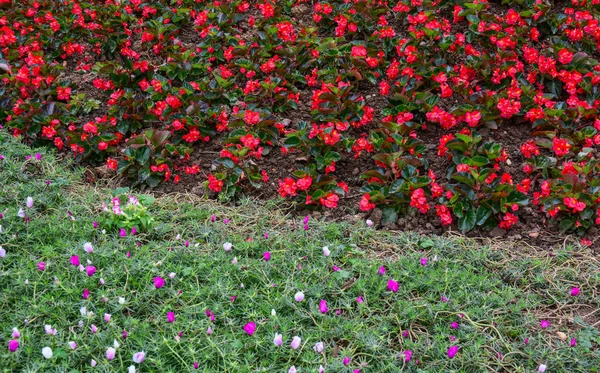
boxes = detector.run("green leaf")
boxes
[458,208,476,232]
[475,206,492,226]
[381,207,398,225]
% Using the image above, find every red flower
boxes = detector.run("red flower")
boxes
[499,212,518,230]
[278,178,297,198]
[359,194,375,211]
[106,158,118,170]
[558,49,573,65]
[552,137,571,157]
[57,86,71,101]
[243,110,260,125]
[207,174,224,192]
[165,95,181,109]
[296,176,312,191]
[464,111,481,127]
[320,193,339,208]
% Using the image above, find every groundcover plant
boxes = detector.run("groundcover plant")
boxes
[1,132,599,372]
[1,0,600,240]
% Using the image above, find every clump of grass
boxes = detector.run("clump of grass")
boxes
[1,133,599,372]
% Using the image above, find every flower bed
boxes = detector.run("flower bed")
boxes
[1,0,599,240]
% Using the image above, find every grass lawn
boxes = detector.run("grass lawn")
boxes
[1,131,599,372]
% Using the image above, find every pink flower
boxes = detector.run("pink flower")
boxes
[106,347,116,360]
[378,266,386,275]
[11,328,20,338]
[263,252,271,261]
[420,257,428,266]
[294,292,305,302]
[450,322,459,329]
[540,320,550,329]
[570,338,577,347]
[132,351,145,363]
[194,361,199,369]
[154,277,165,289]
[319,299,329,314]
[37,262,46,271]
[83,242,93,253]
[167,312,175,323]
[290,336,301,349]
[120,228,127,237]
[243,322,256,335]
[447,346,459,359]
[343,356,351,365]
[91,324,98,333]
[9,340,19,352]
[356,296,364,303]
[402,350,412,362]
[206,326,212,335]
[273,333,283,346]
[570,287,580,296]
[104,314,111,322]
[70,255,80,266]
[68,341,77,349]
[387,279,399,293]
[86,266,96,276]
[83,289,89,299]
[131,227,137,235]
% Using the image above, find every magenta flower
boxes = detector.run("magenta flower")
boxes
[274,333,283,346]
[343,356,350,365]
[37,262,46,271]
[420,257,428,266]
[387,279,399,293]
[93,221,98,228]
[154,277,165,289]
[378,266,386,275]
[70,255,80,266]
[120,228,127,237]
[167,312,175,323]
[319,299,329,314]
[194,361,199,369]
[104,313,111,322]
[122,330,128,339]
[131,227,137,235]
[570,287,580,296]
[570,338,577,347]
[12,328,20,338]
[263,252,271,261]
[206,326,212,335]
[9,340,19,352]
[243,322,256,336]
[447,346,459,359]
[540,320,550,329]
[450,322,459,329]
[402,350,412,362]
[83,289,89,299]
[86,266,96,276]
[332,265,341,271]
[356,296,364,303]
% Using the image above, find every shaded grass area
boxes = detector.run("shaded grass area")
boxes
[0,132,599,372]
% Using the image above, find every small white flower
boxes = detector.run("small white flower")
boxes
[26,197,34,208]
[240,283,244,288]
[0,225,3,233]
[128,366,136,373]
[83,242,94,253]
[119,297,126,304]
[113,339,120,349]
[313,341,324,353]
[17,208,25,218]
[80,306,87,316]
[102,229,106,234]
[132,351,146,364]
[323,246,330,257]
[223,242,233,251]
[169,272,176,279]
[24,279,29,285]
[0,246,6,257]
[42,347,53,359]
[271,309,276,316]
[99,277,105,285]
[294,291,305,302]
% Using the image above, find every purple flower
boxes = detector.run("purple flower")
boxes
[570,338,577,347]
[211,215,216,222]
[447,346,459,359]
[387,279,399,293]
[303,215,309,224]
[540,320,550,329]
[70,255,80,266]
[356,296,364,303]
[93,221,98,228]
[319,299,329,314]
[402,350,412,362]
[378,266,386,275]
[122,330,128,339]
[167,312,175,323]
[332,265,341,271]
[524,338,529,344]
[420,257,428,266]
[207,326,213,335]
[9,340,19,352]
[83,289,89,299]
[570,287,580,296]
[263,252,271,261]
[37,262,46,271]
[86,266,96,276]
[194,361,199,369]
[132,351,145,364]
[120,228,127,237]
[131,227,137,235]
[91,324,98,333]
[343,356,351,365]
[274,333,283,346]
[154,277,165,289]
[243,322,256,335]
[290,336,301,349]
[450,322,459,329]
